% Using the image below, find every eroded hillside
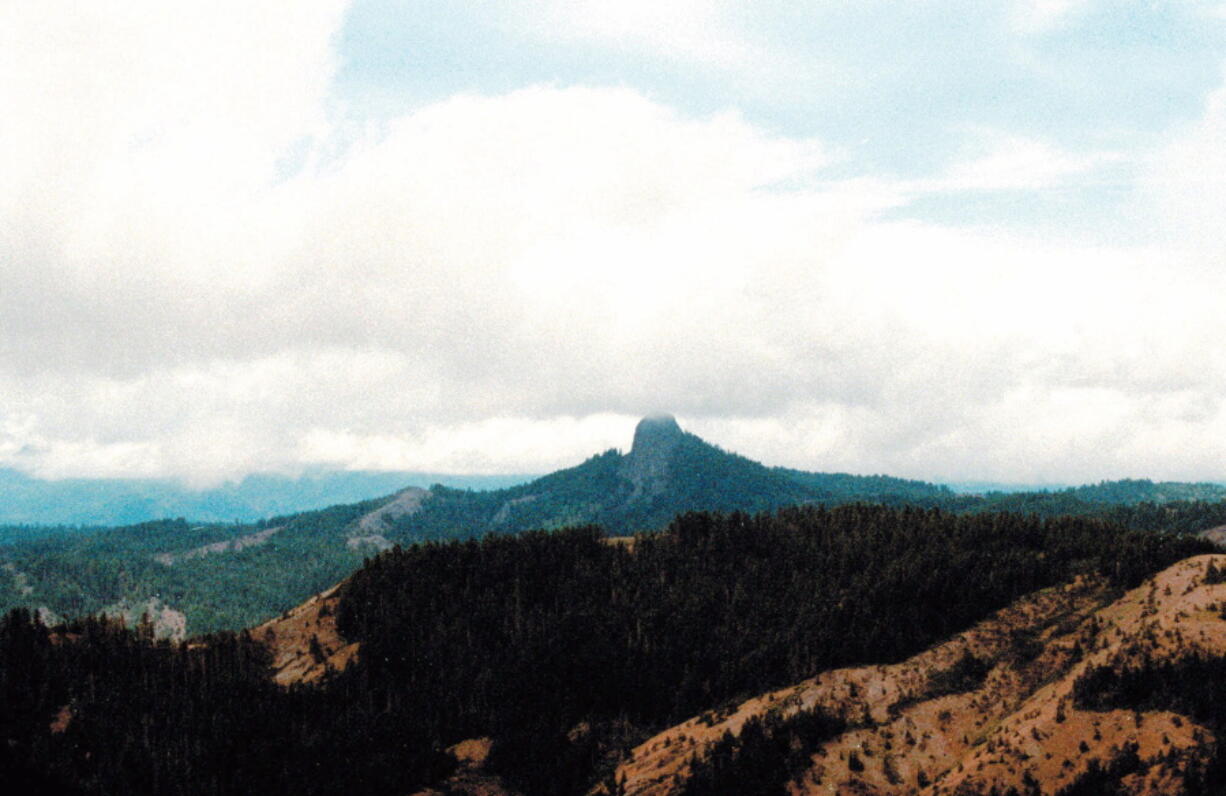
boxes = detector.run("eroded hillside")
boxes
[257,582,355,686]
[609,555,1226,796]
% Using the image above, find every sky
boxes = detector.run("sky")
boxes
[3,0,1226,487]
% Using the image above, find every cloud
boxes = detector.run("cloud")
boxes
[0,0,349,378]
[1010,0,1090,32]
[2,2,1226,487]
[1146,73,1226,264]
[918,134,1122,193]
[524,0,753,69]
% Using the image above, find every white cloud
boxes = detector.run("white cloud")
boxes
[920,134,1122,193]
[298,413,635,474]
[1,2,1225,488]
[0,0,344,230]
[1146,74,1226,264]
[525,0,753,69]
[1011,0,1090,32]
[497,0,844,109]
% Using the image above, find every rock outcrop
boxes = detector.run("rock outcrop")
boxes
[619,414,686,501]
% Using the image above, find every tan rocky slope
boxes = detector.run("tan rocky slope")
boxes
[610,554,1226,796]
[256,582,355,686]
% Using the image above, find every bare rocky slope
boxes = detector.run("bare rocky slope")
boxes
[604,554,1226,796]
[257,582,355,686]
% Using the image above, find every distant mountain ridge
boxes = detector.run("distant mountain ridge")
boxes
[364,416,1226,544]
[0,415,966,633]
[2,418,1222,535]
[4,414,1226,635]
[1062,477,1226,504]
[360,414,953,543]
[0,467,531,531]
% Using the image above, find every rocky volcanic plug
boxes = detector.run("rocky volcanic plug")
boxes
[619,414,687,501]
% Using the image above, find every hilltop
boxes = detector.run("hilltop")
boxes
[353,414,951,547]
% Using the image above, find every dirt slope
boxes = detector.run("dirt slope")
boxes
[608,554,1226,796]
[255,583,357,686]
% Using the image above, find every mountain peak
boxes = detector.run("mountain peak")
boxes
[631,414,683,453]
[622,415,686,500]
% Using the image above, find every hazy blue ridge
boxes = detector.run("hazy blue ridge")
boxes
[0,467,533,530]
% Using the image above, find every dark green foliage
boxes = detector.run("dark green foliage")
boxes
[0,524,109,547]
[383,436,818,543]
[920,652,992,700]
[681,707,846,796]
[6,421,1226,641]
[0,503,379,633]
[1005,628,1045,667]
[0,432,828,633]
[1102,500,1226,536]
[376,434,1226,547]
[942,494,1226,531]
[1072,655,1226,722]
[0,608,455,795]
[335,506,1210,793]
[1054,743,1141,796]
[775,468,954,503]
[1063,479,1226,506]
[1205,560,1226,585]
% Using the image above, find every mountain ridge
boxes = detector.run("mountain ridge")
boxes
[6,415,1226,636]
[0,467,532,531]
[370,415,945,543]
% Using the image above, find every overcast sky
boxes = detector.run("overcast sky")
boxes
[3,0,1226,487]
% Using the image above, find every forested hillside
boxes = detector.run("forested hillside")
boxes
[4,416,1226,637]
[0,501,379,633]
[0,505,1209,795]
[947,482,1226,521]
